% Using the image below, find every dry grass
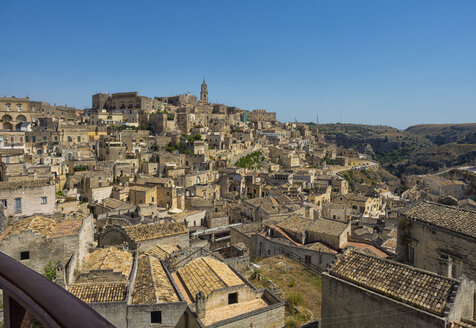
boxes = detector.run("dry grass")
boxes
[246,254,322,326]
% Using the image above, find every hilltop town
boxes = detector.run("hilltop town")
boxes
[0,81,475,328]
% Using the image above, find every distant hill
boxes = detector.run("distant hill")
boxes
[406,123,476,145]
[317,123,476,177]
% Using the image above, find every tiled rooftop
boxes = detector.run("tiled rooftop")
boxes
[305,242,338,254]
[307,218,348,236]
[277,216,313,234]
[329,249,457,316]
[401,201,476,239]
[0,216,85,241]
[144,244,178,260]
[48,219,83,238]
[82,247,133,278]
[0,216,55,241]
[132,255,179,304]
[175,257,243,302]
[125,221,187,242]
[69,282,127,303]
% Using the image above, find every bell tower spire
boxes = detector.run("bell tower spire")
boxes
[200,78,208,104]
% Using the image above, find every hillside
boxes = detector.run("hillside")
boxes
[318,123,475,177]
[406,123,476,145]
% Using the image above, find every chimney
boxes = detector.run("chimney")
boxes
[55,263,65,288]
[195,291,206,319]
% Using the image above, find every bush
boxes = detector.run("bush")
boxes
[287,293,304,307]
[250,268,262,280]
[284,318,299,328]
[288,279,296,287]
[43,261,60,281]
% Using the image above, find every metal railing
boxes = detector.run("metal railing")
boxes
[0,252,114,328]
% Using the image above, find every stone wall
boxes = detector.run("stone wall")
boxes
[0,182,55,217]
[321,273,447,328]
[397,219,476,281]
[253,234,335,272]
[89,302,127,328]
[137,232,189,252]
[127,302,188,327]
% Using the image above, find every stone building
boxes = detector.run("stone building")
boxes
[98,140,126,161]
[172,255,284,327]
[98,221,189,251]
[0,179,55,217]
[246,109,277,122]
[0,214,94,275]
[321,249,475,328]
[397,201,476,281]
[69,248,284,328]
[0,96,37,130]
[199,79,208,104]
[129,185,157,205]
[92,92,160,114]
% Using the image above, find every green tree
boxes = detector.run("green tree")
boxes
[43,261,60,281]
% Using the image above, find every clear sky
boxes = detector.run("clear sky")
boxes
[1,0,475,129]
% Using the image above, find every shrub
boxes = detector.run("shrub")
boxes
[288,279,296,287]
[287,293,304,307]
[43,260,60,281]
[250,268,262,280]
[284,318,299,328]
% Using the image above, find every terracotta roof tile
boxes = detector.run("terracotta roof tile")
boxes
[125,221,187,242]
[82,247,133,278]
[0,216,55,241]
[48,219,83,238]
[132,255,179,304]
[277,216,313,234]
[401,201,476,239]
[69,282,127,303]
[329,249,457,316]
[176,257,243,301]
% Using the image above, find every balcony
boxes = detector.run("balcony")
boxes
[0,252,113,328]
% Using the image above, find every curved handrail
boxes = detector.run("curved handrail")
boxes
[0,252,114,328]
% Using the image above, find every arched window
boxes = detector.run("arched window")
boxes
[16,104,22,111]
[16,115,26,122]
[5,103,11,111]
[2,115,12,122]
[3,122,12,130]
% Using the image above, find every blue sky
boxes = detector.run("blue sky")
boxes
[1,0,475,128]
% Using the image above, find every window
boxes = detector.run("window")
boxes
[150,311,162,324]
[77,136,81,142]
[32,136,36,143]
[68,136,72,142]
[6,104,11,111]
[17,104,22,111]
[43,136,47,142]
[26,136,29,142]
[5,156,10,164]
[54,136,58,142]
[1,199,7,208]
[228,292,238,305]
[151,197,155,202]
[305,255,312,264]
[20,251,29,260]
[14,198,22,213]
[408,245,415,265]
[41,196,47,205]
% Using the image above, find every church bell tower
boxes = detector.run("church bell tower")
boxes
[200,78,208,104]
